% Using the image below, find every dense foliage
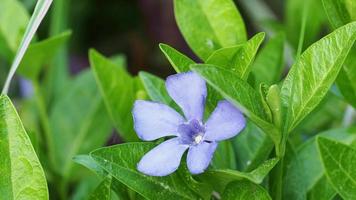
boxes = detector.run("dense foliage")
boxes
[0,0,355,199]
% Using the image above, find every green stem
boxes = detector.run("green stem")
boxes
[33,81,56,168]
[270,156,284,200]
[296,1,309,59]
[47,0,69,101]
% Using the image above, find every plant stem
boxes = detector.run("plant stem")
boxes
[296,0,309,59]
[33,81,56,168]
[270,156,284,200]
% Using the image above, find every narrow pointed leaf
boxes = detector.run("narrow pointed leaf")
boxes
[90,49,144,142]
[174,0,246,60]
[281,22,356,132]
[0,95,48,199]
[18,31,71,80]
[159,43,195,73]
[139,71,174,106]
[207,32,265,80]
[2,0,53,94]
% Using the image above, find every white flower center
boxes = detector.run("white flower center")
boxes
[194,134,203,144]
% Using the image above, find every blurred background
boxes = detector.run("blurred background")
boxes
[5,0,328,80]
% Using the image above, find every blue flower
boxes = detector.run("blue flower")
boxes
[132,72,246,176]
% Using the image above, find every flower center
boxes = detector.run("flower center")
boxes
[177,119,205,145]
[193,134,203,144]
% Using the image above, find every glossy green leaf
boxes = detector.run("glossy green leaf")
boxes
[283,127,356,199]
[281,22,356,133]
[191,64,280,145]
[73,155,108,177]
[139,71,174,106]
[90,142,212,200]
[159,43,195,73]
[49,70,112,177]
[0,95,48,199]
[322,0,355,29]
[90,49,144,142]
[200,158,278,193]
[88,177,112,200]
[222,181,272,200]
[206,33,265,80]
[174,0,246,60]
[317,137,356,200]
[251,34,285,86]
[17,31,71,80]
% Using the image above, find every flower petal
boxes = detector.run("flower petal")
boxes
[187,141,218,174]
[137,138,188,176]
[204,100,246,141]
[166,72,207,121]
[133,100,185,141]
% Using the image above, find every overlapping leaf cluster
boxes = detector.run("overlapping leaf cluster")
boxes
[0,0,355,199]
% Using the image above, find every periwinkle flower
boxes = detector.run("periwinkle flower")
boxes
[132,72,246,176]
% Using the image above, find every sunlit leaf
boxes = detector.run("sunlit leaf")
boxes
[281,22,356,133]
[0,95,48,199]
[174,0,246,60]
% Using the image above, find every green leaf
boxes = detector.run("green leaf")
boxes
[337,46,356,108]
[317,137,356,200]
[280,22,356,133]
[139,71,174,106]
[283,127,356,199]
[191,64,280,146]
[251,34,285,86]
[90,49,144,142]
[322,0,355,29]
[285,0,327,49]
[233,121,274,171]
[159,43,195,73]
[0,95,48,199]
[211,141,237,170]
[49,70,112,177]
[222,181,272,200]
[206,32,265,80]
[0,0,29,53]
[88,177,113,200]
[73,155,108,177]
[73,155,131,200]
[307,176,336,200]
[2,0,53,94]
[174,0,246,60]
[90,142,212,200]
[200,158,278,193]
[17,31,71,80]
